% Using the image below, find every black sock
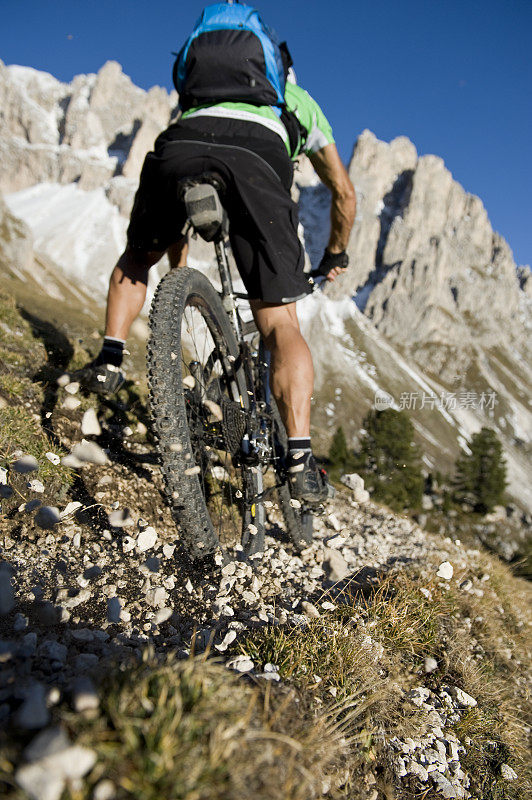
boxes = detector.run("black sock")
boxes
[288,437,312,457]
[94,336,125,368]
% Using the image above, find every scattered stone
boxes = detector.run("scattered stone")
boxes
[109,508,134,528]
[72,677,99,712]
[107,597,122,623]
[14,683,49,730]
[45,452,61,465]
[64,381,80,395]
[60,501,82,518]
[28,479,44,493]
[146,587,168,609]
[37,641,67,664]
[449,686,477,707]
[301,601,320,619]
[436,561,454,580]
[93,780,116,800]
[500,764,518,781]
[34,506,60,529]
[326,534,346,548]
[215,629,237,652]
[13,455,39,474]
[16,742,96,800]
[425,657,439,673]
[327,512,342,531]
[153,607,173,625]
[407,761,429,782]
[322,547,350,582]
[431,771,457,798]
[162,543,176,558]
[0,562,15,615]
[68,440,108,466]
[62,396,81,410]
[227,655,254,673]
[409,687,431,707]
[137,526,158,552]
[81,408,101,436]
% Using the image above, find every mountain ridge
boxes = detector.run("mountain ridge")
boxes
[0,60,530,511]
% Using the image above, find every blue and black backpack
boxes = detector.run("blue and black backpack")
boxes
[173,1,293,115]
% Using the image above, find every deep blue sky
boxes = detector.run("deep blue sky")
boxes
[2,0,530,265]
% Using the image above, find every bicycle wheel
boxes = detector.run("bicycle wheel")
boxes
[148,267,265,560]
[270,396,314,550]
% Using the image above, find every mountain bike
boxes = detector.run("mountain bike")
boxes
[147,173,313,561]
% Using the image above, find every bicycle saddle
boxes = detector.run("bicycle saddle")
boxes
[177,172,229,243]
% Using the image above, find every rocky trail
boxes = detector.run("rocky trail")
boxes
[0,290,531,800]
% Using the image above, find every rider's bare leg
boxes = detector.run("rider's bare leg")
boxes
[168,236,188,268]
[105,236,187,340]
[250,300,313,439]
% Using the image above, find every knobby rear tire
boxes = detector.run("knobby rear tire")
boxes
[148,267,265,561]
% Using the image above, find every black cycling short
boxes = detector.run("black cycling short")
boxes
[127,116,312,304]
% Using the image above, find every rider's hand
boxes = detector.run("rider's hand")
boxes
[310,249,349,282]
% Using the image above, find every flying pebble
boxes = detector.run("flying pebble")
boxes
[81,408,101,436]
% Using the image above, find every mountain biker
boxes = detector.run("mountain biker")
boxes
[77,2,356,504]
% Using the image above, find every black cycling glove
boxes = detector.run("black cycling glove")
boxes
[310,249,349,278]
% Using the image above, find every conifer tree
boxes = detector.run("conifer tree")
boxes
[356,408,423,511]
[329,426,349,469]
[453,427,507,513]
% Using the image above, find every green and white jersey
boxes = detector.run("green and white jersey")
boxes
[181,82,335,159]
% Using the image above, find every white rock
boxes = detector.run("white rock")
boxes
[436,561,454,580]
[145,587,168,608]
[122,536,136,553]
[162,543,175,558]
[431,772,457,798]
[425,657,439,673]
[340,473,364,492]
[137,526,157,552]
[153,607,173,625]
[28,479,44,493]
[16,745,96,800]
[323,547,350,582]
[70,440,108,466]
[93,780,116,800]
[326,534,346,548]
[327,513,342,531]
[407,761,429,782]
[34,506,60,529]
[500,764,518,780]
[301,601,320,619]
[81,408,101,436]
[60,501,82,518]
[449,686,477,707]
[64,382,79,395]
[227,655,254,673]
[13,455,39,473]
[354,488,370,503]
[409,686,431,707]
[45,452,61,465]
[215,629,237,652]
[62,396,81,411]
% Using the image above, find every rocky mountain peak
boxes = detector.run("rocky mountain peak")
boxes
[322,128,530,380]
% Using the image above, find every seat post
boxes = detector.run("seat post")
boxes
[215,238,242,340]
